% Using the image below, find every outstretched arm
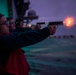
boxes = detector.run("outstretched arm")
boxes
[0,26,56,51]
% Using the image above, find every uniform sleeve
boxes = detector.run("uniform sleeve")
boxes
[0,27,50,51]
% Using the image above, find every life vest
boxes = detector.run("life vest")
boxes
[0,33,30,75]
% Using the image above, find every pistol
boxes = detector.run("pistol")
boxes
[36,22,45,25]
[48,21,63,25]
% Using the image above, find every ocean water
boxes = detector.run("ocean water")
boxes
[22,38,76,75]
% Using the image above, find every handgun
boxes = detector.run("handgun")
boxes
[36,22,45,25]
[48,21,63,25]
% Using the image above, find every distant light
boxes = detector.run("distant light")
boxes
[63,16,75,28]
[28,24,32,27]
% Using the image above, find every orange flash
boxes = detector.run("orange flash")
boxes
[63,17,75,28]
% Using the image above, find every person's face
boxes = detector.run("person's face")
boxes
[19,21,24,28]
[0,16,9,34]
[9,19,16,29]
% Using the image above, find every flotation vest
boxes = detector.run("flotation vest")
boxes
[0,33,30,75]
